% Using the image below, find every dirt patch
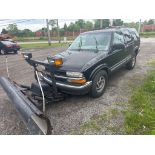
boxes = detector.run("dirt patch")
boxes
[0,39,155,135]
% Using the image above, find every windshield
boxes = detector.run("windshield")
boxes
[68,32,111,51]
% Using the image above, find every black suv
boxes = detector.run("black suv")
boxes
[41,27,140,98]
[0,39,20,55]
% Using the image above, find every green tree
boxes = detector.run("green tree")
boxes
[147,19,154,25]
[67,22,80,32]
[75,19,86,29]
[113,19,123,26]
[124,22,139,31]
[6,24,19,36]
[49,19,57,29]
[1,28,8,34]
[94,19,100,29]
[85,21,93,30]
[22,29,34,37]
[102,19,110,28]
[94,19,110,29]
[63,23,68,31]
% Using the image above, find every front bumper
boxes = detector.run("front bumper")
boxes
[41,75,92,95]
[4,47,20,52]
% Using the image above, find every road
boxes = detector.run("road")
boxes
[0,38,155,135]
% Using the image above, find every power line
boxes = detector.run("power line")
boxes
[0,19,34,27]
[0,19,25,24]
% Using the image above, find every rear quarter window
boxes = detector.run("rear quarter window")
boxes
[121,29,133,43]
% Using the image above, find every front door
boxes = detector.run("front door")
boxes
[107,31,126,71]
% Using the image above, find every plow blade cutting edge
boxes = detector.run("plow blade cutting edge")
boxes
[0,77,52,135]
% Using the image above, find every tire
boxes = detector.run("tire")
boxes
[14,50,18,54]
[126,55,136,70]
[90,70,108,98]
[0,49,6,55]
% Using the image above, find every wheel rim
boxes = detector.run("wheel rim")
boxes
[96,76,105,93]
[1,50,5,55]
[131,57,136,67]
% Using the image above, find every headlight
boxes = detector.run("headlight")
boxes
[66,72,83,78]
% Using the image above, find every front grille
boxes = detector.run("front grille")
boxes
[54,70,66,76]
[42,70,67,83]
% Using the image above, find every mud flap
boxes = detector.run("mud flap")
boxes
[0,77,52,135]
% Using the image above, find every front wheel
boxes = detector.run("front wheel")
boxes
[126,55,136,70]
[90,70,108,98]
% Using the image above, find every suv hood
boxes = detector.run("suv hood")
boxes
[51,50,107,72]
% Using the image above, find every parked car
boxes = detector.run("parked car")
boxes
[40,27,140,97]
[0,39,20,55]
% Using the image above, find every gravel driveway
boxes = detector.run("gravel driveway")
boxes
[0,38,155,135]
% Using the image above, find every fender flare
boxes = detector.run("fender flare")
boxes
[133,46,139,55]
[89,64,110,80]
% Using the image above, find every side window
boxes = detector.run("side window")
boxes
[132,29,139,38]
[122,30,132,43]
[131,32,138,41]
[113,32,124,45]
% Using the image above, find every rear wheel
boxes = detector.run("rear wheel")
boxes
[126,55,136,70]
[14,50,18,54]
[90,70,108,98]
[0,49,6,55]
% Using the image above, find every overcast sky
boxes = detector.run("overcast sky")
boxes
[0,19,142,32]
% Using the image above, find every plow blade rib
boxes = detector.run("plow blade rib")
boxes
[0,77,52,135]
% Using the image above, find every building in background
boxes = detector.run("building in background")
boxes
[141,24,155,32]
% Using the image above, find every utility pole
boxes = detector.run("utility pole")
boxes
[46,19,51,46]
[100,19,103,29]
[57,19,60,43]
[138,19,141,34]
[110,19,113,26]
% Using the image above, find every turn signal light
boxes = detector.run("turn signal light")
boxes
[69,79,86,84]
[54,58,63,66]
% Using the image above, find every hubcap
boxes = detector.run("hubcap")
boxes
[1,50,5,55]
[96,76,105,93]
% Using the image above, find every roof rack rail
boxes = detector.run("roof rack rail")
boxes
[105,26,126,29]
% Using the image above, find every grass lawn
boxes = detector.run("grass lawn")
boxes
[124,64,155,134]
[71,60,155,135]
[140,32,155,38]
[20,42,68,49]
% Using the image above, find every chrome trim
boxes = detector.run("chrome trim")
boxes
[110,55,132,71]
[57,81,92,90]
[54,74,68,79]
[54,74,85,80]
[41,74,92,90]
[41,73,85,80]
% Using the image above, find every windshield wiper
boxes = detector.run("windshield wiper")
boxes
[93,37,99,52]
[78,36,82,51]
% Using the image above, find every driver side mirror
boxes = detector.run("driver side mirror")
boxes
[112,43,125,51]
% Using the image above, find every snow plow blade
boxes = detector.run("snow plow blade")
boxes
[0,77,52,135]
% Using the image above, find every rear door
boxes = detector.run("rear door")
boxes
[121,29,134,60]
